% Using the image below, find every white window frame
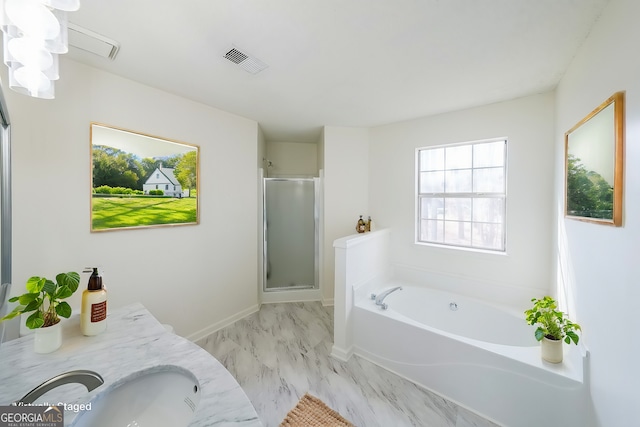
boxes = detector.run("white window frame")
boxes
[416,137,507,252]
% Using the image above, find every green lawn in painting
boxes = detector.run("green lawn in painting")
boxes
[92,197,197,230]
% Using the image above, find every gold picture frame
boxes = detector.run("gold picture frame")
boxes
[565,92,624,226]
[90,123,200,231]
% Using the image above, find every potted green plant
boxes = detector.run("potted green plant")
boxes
[0,272,80,353]
[524,296,581,363]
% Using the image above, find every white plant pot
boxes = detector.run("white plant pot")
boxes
[34,321,62,354]
[541,337,563,363]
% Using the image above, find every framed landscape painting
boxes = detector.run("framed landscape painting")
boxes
[90,123,200,231]
[565,92,624,226]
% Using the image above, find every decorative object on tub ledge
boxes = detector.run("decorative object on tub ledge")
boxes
[356,215,366,233]
[524,296,581,363]
[0,271,80,353]
[280,393,354,427]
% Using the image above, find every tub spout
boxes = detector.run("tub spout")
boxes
[372,286,402,310]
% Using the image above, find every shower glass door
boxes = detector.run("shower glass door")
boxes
[263,179,317,291]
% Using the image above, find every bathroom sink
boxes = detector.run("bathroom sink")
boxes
[70,366,201,427]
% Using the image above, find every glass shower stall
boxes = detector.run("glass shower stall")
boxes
[263,178,319,291]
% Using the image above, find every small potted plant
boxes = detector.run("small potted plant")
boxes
[524,296,581,363]
[0,272,80,353]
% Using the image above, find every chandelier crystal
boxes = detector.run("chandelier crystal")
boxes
[0,0,79,99]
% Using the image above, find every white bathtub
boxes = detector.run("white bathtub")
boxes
[352,284,589,427]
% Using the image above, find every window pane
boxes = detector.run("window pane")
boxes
[445,169,472,193]
[444,198,471,221]
[445,145,472,170]
[417,139,507,252]
[421,219,444,243]
[472,198,504,224]
[420,171,444,193]
[444,221,471,246]
[420,197,444,220]
[474,141,505,168]
[472,223,504,250]
[473,167,504,193]
[420,148,444,171]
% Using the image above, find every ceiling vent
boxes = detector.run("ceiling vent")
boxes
[224,47,268,74]
[68,23,120,60]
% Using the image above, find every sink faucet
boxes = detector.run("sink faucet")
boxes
[370,286,402,310]
[13,370,104,405]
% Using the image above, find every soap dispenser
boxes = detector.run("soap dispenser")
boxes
[81,268,107,336]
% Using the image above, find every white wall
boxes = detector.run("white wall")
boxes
[317,128,325,172]
[257,126,266,170]
[322,126,369,303]
[265,141,318,177]
[332,229,391,361]
[257,127,266,296]
[3,59,260,340]
[554,0,640,424]
[369,93,555,306]
[317,129,325,302]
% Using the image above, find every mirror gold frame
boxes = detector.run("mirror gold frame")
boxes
[565,92,624,226]
[90,123,200,232]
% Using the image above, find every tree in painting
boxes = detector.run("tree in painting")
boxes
[174,151,197,197]
[567,154,613,219]
[92,145,144,189]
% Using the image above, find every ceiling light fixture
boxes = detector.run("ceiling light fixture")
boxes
[0,0,80,99]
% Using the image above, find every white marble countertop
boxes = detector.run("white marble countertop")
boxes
[0,303,262,427]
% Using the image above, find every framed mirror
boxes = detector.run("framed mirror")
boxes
[90,123,199,231]
[565,92,624,226]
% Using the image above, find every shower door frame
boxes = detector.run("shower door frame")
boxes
[0,86,11,345]
[262,177,319,292]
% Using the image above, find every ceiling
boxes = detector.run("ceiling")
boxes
[65,0,610,143]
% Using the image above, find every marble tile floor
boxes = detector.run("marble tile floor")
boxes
[196,302,500,427]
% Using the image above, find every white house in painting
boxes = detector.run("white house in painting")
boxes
[143,166,183,197]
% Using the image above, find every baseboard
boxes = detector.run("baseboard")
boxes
[186,303,260,342]
[330,344,353,362]
[260,288,322,304]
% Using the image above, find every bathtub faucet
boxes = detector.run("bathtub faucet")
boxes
[370,286,402,310]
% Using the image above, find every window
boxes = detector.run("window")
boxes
[417,138,507,252]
